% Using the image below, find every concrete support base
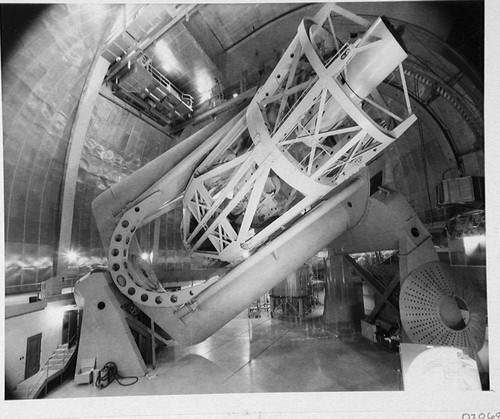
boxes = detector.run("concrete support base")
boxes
[74,272,148,378]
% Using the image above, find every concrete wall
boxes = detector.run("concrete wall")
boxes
[5,298,76,392]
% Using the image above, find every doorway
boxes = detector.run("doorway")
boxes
[62,310,79,347]
[25,333,42,380]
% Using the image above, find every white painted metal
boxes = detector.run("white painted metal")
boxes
[145,177,369,345]
[400,261,486,351]
[95,4,421,346]
[97,110,247,309]
[182,4,417,262]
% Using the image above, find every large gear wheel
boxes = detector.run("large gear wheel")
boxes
[400,261,486,351]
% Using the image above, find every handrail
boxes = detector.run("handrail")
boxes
[6,276,80,292]
[148,63,194,109]
[24,340,77,399]
[25,355,51,398]
[140,55,194,110]
[64,335,78,366]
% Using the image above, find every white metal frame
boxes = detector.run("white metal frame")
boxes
[181,4,417,262]
[104,4,417,309]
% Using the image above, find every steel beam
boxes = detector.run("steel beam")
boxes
[366,274,400,322]
[56,56,110,277]
[343,254,399,312]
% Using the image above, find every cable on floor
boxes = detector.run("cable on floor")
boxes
[95,362,139,389]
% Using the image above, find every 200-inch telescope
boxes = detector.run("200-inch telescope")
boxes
[91,4,417,345]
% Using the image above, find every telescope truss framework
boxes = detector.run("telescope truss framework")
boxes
[182,4,417,262]
[104,4,417,309]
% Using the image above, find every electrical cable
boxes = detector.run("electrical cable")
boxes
[95,362,139,389]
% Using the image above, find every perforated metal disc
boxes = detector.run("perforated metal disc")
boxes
[400,262,486,351]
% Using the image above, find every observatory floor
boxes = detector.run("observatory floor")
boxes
[47,306,401,399]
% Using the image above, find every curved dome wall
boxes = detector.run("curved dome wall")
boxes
[2,2,484,294]
[2,4,120,293]
[377,15,484,224]
[70,91,174,275]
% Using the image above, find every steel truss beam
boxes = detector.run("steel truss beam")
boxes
[182,4,417,262]
[98,5,420,346]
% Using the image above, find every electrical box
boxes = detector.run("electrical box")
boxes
[436,176,484,206]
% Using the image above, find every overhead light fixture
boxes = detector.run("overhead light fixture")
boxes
[141,252,154,263]
[65,250,79,264]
